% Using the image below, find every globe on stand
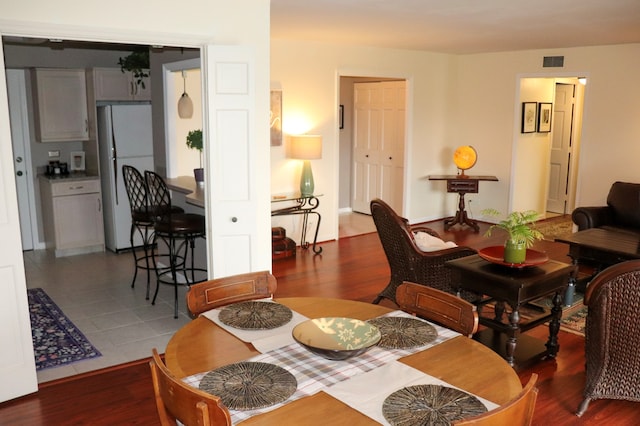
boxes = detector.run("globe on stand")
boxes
[453,145,477,178]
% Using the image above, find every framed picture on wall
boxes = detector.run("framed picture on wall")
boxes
[521,102,537,133]
[270,90,283,146]
[537,102,552,133]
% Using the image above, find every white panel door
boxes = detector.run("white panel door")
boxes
[547,83,574,213]
[0,47,38,402]
[352,81,405,214]
[204,45,269,277]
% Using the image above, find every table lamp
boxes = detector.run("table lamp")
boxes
[289,135,322,196]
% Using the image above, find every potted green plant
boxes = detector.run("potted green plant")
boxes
[118,49,150,89]
[186,129,204,183]
[481,209,544,263]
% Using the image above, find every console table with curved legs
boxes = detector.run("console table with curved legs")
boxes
[271,194,322,254]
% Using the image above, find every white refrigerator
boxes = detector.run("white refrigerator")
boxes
[98,104,154,252]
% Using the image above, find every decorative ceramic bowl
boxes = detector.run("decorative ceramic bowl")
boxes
[292,317,381,360]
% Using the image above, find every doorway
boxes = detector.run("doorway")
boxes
[546,81,585,214]
[338,76,407,225]
[511,76,585,217]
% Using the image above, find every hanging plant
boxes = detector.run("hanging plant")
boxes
[118,49,150,89]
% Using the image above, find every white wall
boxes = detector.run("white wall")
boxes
[271,41,640,241]
[271,39,457,242]
[455,44,640,218]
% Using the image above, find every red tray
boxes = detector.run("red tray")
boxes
[478,246,549,268]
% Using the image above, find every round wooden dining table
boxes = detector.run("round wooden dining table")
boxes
[164,297,522,425]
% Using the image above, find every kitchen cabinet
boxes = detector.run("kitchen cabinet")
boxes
[32,68,89,142]
[92,67,151,101]
[39,176,105,257]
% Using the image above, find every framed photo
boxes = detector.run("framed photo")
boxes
[270,90,282,146]
[339,105,344,129]
[521,102,537,133]
[537,102,552,133]
[70,151,85,171]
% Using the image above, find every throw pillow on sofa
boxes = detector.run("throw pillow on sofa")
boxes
[413,231,458,252]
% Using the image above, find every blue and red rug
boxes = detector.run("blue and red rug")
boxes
[28,288,101,370]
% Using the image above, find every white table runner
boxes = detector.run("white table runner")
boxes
[201,299,309,353]
[324,361,499,425]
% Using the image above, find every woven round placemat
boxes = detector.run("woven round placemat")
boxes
[219,301,293,330]
[382,384,487,425]
[367,316,437,349]
[199,362,297,411]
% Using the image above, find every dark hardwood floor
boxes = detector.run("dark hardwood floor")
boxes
[1,218,637,425]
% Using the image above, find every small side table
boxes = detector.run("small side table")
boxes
[446,255,574,369]
[428,174,498,232]
[271,194,322,254]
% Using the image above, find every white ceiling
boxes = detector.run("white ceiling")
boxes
[271,0,640,54]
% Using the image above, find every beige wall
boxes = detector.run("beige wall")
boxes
[271,40,640,241]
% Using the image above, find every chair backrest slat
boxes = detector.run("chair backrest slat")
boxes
[186,271,277,317]
[396,281,479,337]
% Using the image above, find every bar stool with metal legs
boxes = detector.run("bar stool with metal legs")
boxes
[145,170,207,318]
[122,166,184,300]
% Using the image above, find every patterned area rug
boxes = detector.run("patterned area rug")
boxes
[28,288,101,370]
[535,215,574,241]
[559,305,587,336]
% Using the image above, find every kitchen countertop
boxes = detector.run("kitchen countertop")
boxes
[165,176,204,208]
[38,172,99,182]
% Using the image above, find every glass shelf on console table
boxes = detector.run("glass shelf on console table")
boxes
[271,193,323,254]
[428,175,498,232]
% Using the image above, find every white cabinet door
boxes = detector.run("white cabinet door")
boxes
[52,192,105,250]
[93,68,151,101]
[33,69,89,142]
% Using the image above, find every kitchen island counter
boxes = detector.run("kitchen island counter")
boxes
[165,176,204,208]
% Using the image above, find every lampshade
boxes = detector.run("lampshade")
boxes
[288,135,322,197]
[177,70,193,119]
[289,135,322,160]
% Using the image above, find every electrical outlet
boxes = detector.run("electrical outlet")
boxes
[48,151,60,158]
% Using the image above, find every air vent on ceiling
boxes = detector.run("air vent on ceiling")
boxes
[543,56,564,68]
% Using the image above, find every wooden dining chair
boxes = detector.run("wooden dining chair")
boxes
[149,348,231,426]
[452,373,539,425]
[396,281,479,337]
[186,270,277,317]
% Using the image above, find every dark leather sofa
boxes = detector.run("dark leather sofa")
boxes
[572,181,640,234]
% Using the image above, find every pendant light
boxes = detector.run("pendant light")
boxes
[177,70,193,119]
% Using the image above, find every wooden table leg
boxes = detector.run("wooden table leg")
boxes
[505,307,521,367]
[545,291,563,358]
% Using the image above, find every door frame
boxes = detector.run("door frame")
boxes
[509,72,588,216]
[337,72,412,225]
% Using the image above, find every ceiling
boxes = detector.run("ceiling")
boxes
[271,0,640,54]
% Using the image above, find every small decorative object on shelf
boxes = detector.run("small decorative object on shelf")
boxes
[481,209,544,264]
[186,129,204,184]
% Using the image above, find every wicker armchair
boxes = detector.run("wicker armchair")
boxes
[576,259,640,417]
[370,198,478,305]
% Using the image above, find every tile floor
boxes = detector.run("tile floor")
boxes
[24,212,375,383]
[24,248,193,383]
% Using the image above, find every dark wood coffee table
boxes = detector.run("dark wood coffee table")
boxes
[555,228,640,267]
[446,255,574,369]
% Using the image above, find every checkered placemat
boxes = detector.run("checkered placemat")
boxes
[184,311,458,424]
